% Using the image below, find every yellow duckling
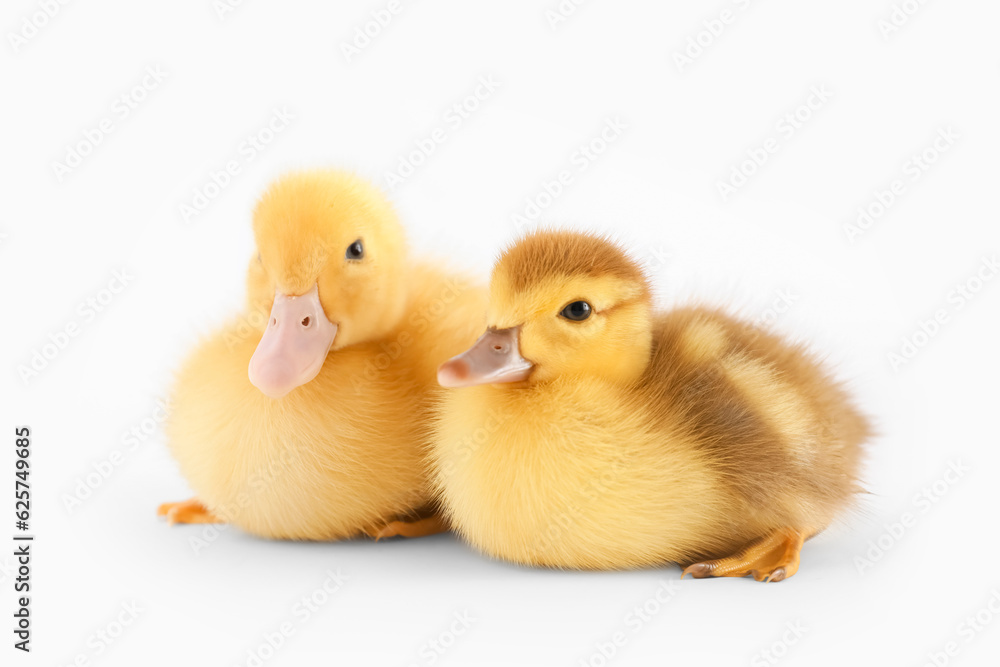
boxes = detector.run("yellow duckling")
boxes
[432,230,870,581]
[159,170,485,540]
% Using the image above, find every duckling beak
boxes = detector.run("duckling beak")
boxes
[248,284,338,399]
[438,327,534,388]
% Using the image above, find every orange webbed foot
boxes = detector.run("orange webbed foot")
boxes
[682,528,809,583]
[157,498,223,526]
[367,514,449,541]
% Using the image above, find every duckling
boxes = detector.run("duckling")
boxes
[432,230,870,581]
[158,170,485,540]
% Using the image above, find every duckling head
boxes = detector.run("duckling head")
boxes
[439,231,653,388]
[246,170,407,398]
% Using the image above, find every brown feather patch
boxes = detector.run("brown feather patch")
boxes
[495,230,650,298]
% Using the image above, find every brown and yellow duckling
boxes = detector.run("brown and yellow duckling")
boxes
[431,230,869,581]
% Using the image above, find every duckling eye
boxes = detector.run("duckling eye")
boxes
[560,301,592,322]
[345,240,364,260]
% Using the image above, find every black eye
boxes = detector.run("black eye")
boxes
[346,240,364,260]
[560,301,592,322]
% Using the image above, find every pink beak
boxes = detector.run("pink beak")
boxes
[438,327,534,388]
[248,284,338,399]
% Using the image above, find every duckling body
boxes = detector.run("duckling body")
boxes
[436,373,732,568]
[168,265,479,539]
[161,171,484,540]
[433,231,869,579]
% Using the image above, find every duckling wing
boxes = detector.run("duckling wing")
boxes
[643,307,870,531]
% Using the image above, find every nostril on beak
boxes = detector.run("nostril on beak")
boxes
[270,317,277,327]
[493,344,504,352]
[301,316,311,327]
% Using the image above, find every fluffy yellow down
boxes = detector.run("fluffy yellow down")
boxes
[167,170,486,539]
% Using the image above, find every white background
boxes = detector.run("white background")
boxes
[3,0,1000,665]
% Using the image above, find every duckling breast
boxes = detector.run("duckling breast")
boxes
[167,321,432,540]
[432,379,737,569]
